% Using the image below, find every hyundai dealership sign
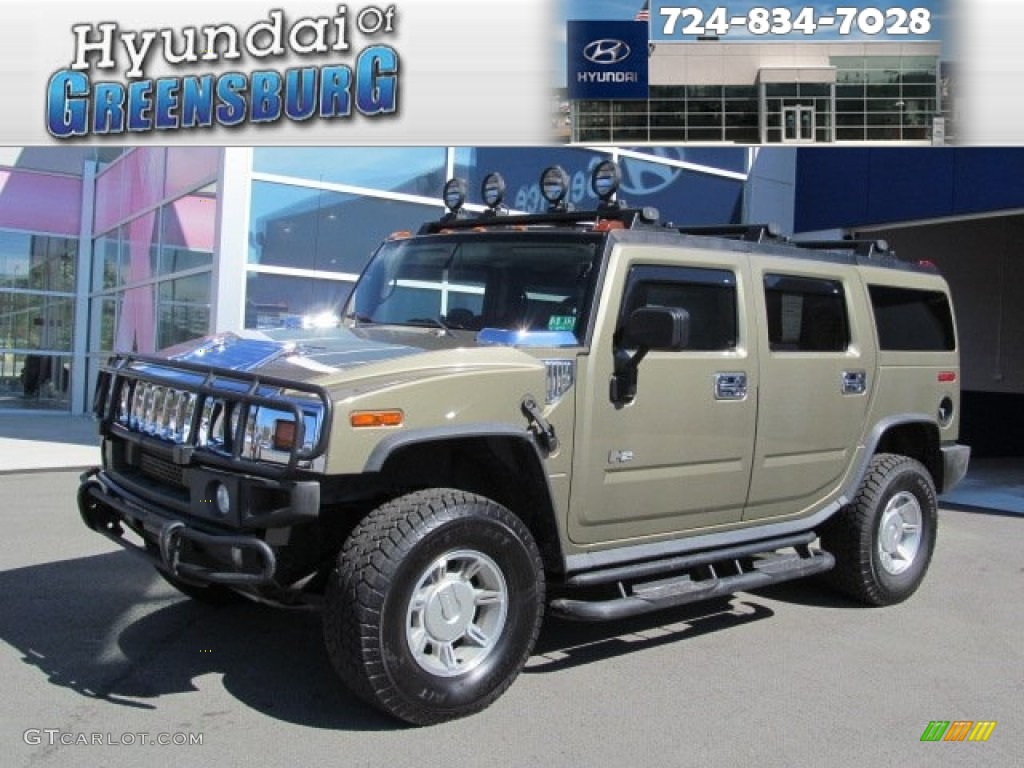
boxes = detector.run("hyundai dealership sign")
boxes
[567,21,649,100]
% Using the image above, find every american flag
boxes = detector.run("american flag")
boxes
[635,1,650,22]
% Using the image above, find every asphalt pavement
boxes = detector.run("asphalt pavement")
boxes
[1,469,1021,767]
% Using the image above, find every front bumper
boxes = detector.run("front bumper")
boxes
[79,468,302,587]
[940,443,971,494]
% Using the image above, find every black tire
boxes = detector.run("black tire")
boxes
[820,453,938,606]
[323,489,545,725]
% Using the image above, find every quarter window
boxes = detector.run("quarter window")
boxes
[868,285,955,351]
[764,274,850,352]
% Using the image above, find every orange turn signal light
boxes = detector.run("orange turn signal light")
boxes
[350,410,404,428]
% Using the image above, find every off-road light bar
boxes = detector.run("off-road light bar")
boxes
[481,172,506,209]
[591,160,621,202]
[540,166,570,210]
[443,178,467,213]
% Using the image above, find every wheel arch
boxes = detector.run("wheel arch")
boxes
[866,414,943,491]
[365,427,566,576]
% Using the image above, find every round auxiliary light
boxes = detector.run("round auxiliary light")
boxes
[481,172,506,209]
[591,160,621,201]
[215,482,231,516]
[443,178,467,213]
[540,165,570,207]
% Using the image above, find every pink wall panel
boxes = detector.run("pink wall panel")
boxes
[0,170,82,236]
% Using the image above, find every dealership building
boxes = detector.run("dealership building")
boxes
[568,19,944,144]
[0,145,1020,456]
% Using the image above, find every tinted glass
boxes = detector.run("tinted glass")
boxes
[764,274,849,352]
[869,285,955,351]
[620,265,738,351]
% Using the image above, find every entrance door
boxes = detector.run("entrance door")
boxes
[782,106,815,143]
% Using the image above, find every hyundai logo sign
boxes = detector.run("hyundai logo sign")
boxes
[583,39,631,65]
[567,21,649,100]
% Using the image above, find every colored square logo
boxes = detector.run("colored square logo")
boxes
[567,21,650,100]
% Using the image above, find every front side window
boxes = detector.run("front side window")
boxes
[349,235,603,343]
[619,265,738,351]
[764,274,850,352]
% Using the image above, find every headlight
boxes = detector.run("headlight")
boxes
[241,405,322,464]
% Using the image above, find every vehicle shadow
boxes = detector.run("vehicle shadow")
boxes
[1,550,836,730]
[526,597,774,674]
[0,550,397,732]
[745,578,865,609]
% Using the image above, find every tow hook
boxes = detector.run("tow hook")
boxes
[521,396,558,453]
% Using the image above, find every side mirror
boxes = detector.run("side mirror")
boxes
[624,306,691,351]
[611,307,691,405]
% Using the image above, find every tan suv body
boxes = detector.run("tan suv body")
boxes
[80,165,969,724]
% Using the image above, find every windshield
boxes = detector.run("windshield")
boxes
[347,234,603,344]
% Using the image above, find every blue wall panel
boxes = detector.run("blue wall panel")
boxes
[795,148,1024,233]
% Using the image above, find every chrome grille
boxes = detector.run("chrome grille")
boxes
[103,364,327,471]
[118,380,207,445]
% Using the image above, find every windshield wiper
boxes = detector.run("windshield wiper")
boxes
[406,317,455,337]
[344,312,375,325]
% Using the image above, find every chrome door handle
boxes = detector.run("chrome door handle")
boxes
[715,372,747,400]
[842,370,867,395]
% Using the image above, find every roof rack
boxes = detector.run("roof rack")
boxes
[792,239,893,259]
[673,224,784,243]
[418,206,660,235]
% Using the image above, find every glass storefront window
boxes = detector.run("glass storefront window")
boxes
[253,147,447,198]
[244,272,354,330]
[123,209,159,284]
[161,184,217,273]
[0,352,72,410]
[165,147,220,200]
[95,295,120,355]
[0,230,31,289]
[0,231,73,292]
[157,273,211,349]
[0,293,75,352]
[249,181,440,275]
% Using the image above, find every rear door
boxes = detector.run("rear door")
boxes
[744,259,876,520]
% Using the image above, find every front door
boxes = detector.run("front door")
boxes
[568,245,756,546]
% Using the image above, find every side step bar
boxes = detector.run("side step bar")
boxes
[550,542,834,622]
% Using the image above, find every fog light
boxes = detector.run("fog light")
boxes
[540,165,569,209]
[215,482,231,516]
[481,172,506,209]
[443,178,467,213]
[591,160,621,201]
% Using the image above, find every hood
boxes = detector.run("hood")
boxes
[159,325,574,386]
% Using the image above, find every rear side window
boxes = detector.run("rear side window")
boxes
[869,285,955,351]
[620,265,738,351]
[764,274,850,352]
